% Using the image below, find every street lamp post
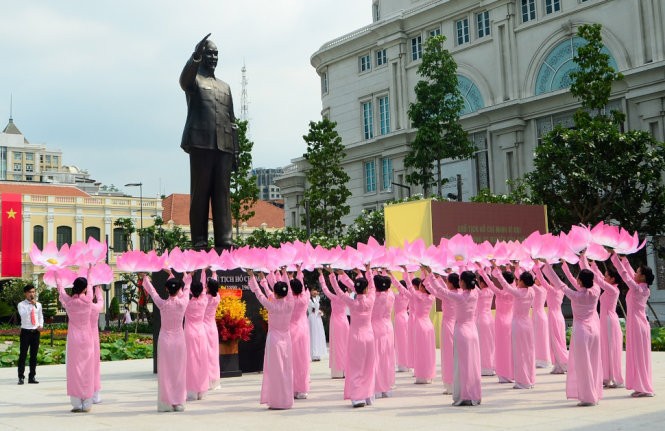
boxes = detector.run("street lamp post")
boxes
[391,182,412,198]
[125,182,143,250]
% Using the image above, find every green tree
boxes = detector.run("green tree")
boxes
[141,215,190,253]
[406,35,475,197]
[0,279,48,323]
[343,208,385,245]
[114,217,135,251]
[526,24,665,237]
[230,120,260,236]
[303,119,351,238]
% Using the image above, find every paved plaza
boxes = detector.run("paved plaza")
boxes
[1,351,664,431]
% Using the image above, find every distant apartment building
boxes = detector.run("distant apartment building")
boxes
[252,167,283,201]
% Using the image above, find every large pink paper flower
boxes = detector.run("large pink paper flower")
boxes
[29,241,71,269]
[79,263,114,285]
[43,267,78,288]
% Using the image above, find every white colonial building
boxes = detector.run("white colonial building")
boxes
[275,0,665,316]
[278,0,664,223]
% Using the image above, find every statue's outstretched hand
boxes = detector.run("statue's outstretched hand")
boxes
[194,33,212,58]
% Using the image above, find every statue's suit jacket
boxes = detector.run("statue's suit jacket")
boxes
[180,56,237,154]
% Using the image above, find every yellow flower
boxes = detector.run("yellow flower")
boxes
[216,294,248,321]
[259,307,269,323]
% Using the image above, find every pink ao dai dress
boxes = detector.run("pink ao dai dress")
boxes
[57,280,95,410]
[333,273,376,404]
[204,292,221,389]
[480,270,514,383]
[185,292,209,400]
[371,287,396,395]
[613,255,655,396]
[475,286,496,376]
[393,287,411,371]
[543,264,602,405]
[493,268,536,389]
[423,274,456,392]
[584,258,624,388]
[143,275,191,412]
[532,282,551,368]
[249,275,295,409]
[533,265,568,373]
[320,273,349,377]
[395,273,436,383]
[289,272,311,397]
[428,277,482,406]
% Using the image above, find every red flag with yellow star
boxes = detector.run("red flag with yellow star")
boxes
[1,193,22,277]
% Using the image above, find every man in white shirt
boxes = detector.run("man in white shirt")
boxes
[17,284,43,385]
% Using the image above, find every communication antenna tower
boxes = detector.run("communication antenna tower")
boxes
[240,61,249,122]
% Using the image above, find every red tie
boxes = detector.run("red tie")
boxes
[31,306,36,326]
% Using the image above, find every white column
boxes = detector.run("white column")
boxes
[22,209,31,252]
[75,214,83,242]
[46,213,55,242]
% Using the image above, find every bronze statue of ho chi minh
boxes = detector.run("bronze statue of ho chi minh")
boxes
[180,34,239,251]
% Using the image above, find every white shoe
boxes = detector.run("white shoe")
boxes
[351,400,366,408]
[174,404,185,412]
[294,392,308,399]
[365,397,373,406]
[382,391,392,398]
[397,366,410,372]
[415,378,432,384]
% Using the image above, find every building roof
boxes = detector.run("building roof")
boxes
[2,118,22,135]
[162,193,285,228]
[2,118,29,144]
[0,182,90,197]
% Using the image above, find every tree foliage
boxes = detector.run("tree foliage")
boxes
[405,35,475,197]
[113,217,135,251]
[303,119,351,238]
[141,215,190,253]
[526,23,665,237]
[230,120,259,236]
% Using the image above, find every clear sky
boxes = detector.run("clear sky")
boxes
[0,0,371,198]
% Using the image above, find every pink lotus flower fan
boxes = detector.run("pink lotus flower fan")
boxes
[357,237,385,266]
[29,241,71,269]
[401,239,426,271]
[79,263,114,285]
[533,234,562,263]
[566,225,591,253]
[590,222,621,249]
[585,242,610,261]
[521,231,544,259]
[116,250,147,272]
[69,237,108,267]
[557,233,580,264]
[446,234,475,266]
[470,241,495,267]
[614,229,646,255]
[507,240,530,263]
[335,247,363,271]
[491,241,510,265]
[43,267,78,288]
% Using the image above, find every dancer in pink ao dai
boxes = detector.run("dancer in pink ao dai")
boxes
[371,274,396,398]
[203,277,221,389]
[56,275,95,412]
[143,273,192,412]
[184,276,209,401]
[612,254,655,397]
[533,265,568,374]
[320,272,349,378]
[475,277,495,376]
[479,269,514,383]
[425,272,458,393]
[393,282,411,372]
[582,256,624,388]
[248,272,295,409]
[492,268,536,389]
[532,279,551,369]
[544,263,602,406]
[393,270,435,384]
[90,285,104,404]
[333,270,376,408]
[427,270,482,406]
[289,269,311,399]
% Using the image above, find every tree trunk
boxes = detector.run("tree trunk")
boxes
[436,158,442,198]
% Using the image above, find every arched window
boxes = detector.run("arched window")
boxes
[457,75,484,115]
[535,36,618,95]
[113,227,128,253]
[33,225,44,250]
[56,226,72,248]
[85,226,101,242]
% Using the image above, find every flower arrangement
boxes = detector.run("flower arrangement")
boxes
[215,290,253,343]
[259,307,269,323]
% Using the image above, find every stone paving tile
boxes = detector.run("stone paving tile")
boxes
[0,351,663,431]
